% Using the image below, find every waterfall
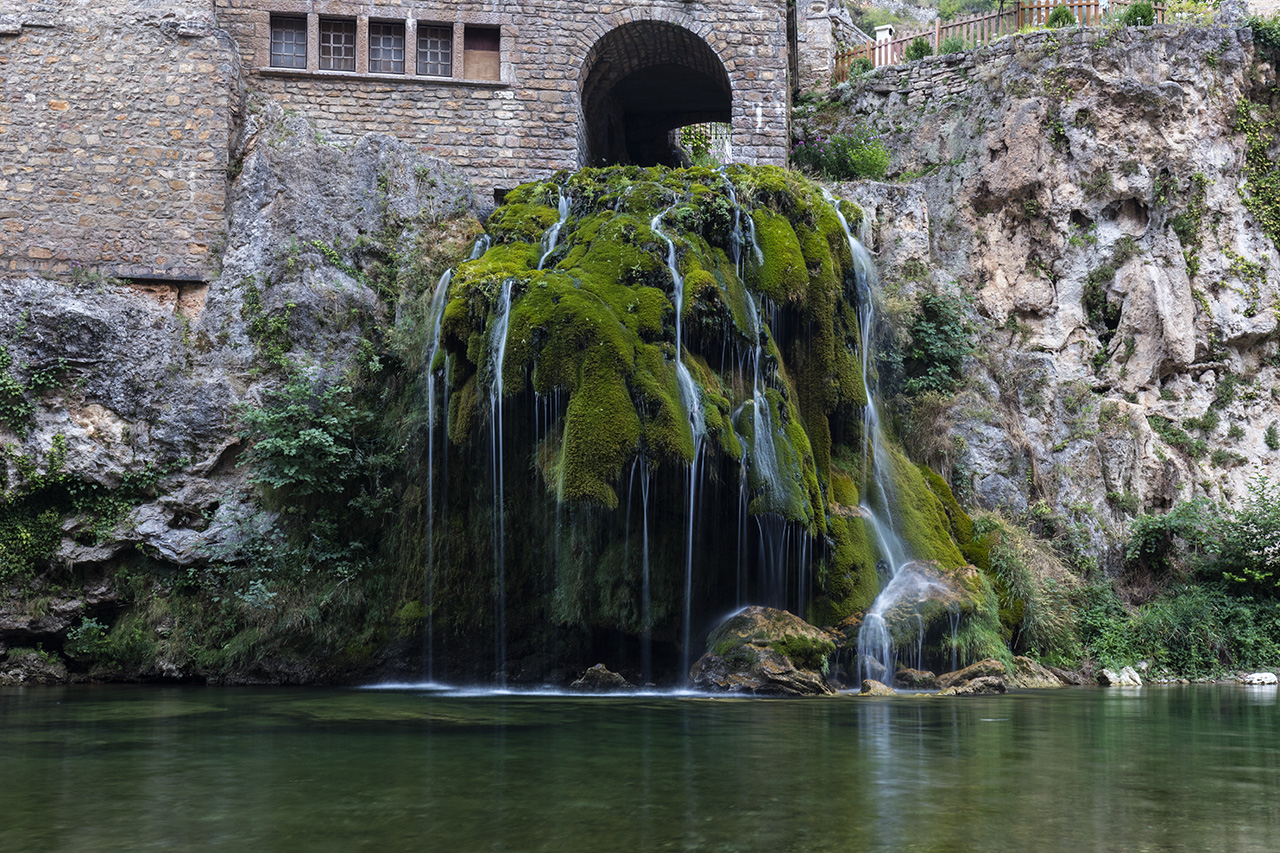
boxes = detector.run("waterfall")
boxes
[824,188,947,686]
[488,278,515,684]
[537,190,571,270]
[651,207,706,681]
[421,267,454,681]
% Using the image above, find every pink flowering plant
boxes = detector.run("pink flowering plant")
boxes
[790,124,889,181]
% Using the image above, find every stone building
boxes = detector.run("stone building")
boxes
[1,0,842,279]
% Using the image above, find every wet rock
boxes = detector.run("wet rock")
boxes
[860,679,897,696]
[690,606,837,696]
[569,664,634,693]
[1008,656,1066,689]
[938,658,1009,689]
[938,676,1007,696]
[1099,666,1143,687]
[1242,672,1278,685]
[0,648,69,685]
[1047,665,1087,686]
[894,668,939,689]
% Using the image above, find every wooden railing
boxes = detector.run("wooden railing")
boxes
[833,0,1167,78]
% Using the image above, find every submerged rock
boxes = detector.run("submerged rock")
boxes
[860,679,897,696]
[1099,667,1143,687]
[569,663,635,692]
[938,676,1007,696]
[690,606,837,696]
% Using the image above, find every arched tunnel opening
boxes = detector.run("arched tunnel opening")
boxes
[580,21,732,167]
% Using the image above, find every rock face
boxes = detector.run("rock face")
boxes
[1099,666,1144,686]
[0,100,478,682]
[569,664,635,692]
[690,606,838,696]
[825,27,1280,571]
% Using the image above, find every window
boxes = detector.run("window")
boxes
[369,21,405,75]
[417,24,453,77]
[319,17,356,72]
[269,15,306,69]
[463,26,500,81]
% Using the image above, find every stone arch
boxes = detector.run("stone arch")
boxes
[579,20,734,167]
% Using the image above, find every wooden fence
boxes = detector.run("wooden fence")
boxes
[833,0,1167,78]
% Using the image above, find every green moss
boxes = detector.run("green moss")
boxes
[918,465,974,545]
[884,447,966,569]
[749,209,809,304]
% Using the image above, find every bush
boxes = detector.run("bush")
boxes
[904,36,934,61]
[1124,498,1219,584]
[1118,1,1155,25]
[939,35,966,54]
[1047,4,1077,27]
[902,292,973,396]
[790,126,890,181]
[1247,13,1280,52]
[1214,477,1280,593]
[848,57,874,77]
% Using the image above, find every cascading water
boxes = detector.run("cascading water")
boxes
[537,190,571,271]
[824,189,954,686]
[420,267,454,681]
[651,207,705,681]
[488,278,515,684]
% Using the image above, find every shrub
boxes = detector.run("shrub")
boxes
[1118,1,1155,26]
[1214,477,1280,593]
[790,125,890,181]
[848,57,874,77]
[1246,13,1280,52]
[1047,4,1077,27]
[939,35,966,54]
[1124,498,1219,582]
[1266,422,1279,450]
[904,36,934,61]
[902,292,973,395]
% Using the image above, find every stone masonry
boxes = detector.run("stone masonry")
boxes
[213,0,795,200]
[0,1,239,280]
[1,0,826,278]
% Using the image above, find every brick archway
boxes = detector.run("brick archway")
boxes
[579,20,733,167]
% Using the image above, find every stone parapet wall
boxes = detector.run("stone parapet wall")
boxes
[0,1,241,279]
[213,0,792,198]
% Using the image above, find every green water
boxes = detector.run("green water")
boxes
[1,684,1277,852]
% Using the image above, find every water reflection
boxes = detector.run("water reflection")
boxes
[1,685,1277,851]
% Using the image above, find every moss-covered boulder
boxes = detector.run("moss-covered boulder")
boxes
[689,606,837,695]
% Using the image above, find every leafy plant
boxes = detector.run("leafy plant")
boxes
[1047,4,1077,27]
[904,36,934,62]
[1118,1,1155,25]
[901,292,974,395]
[1215,478,1280,593]
[939,35,966,54]
[790,126,890,181]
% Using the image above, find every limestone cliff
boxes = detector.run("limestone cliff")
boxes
[815,25,1280,570]
[0,102,478,679]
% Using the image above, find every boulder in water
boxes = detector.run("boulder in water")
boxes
[1098,666,1142,687]
[689,606,837,696]
[860,679,897,696]
[1008,656,1066,688]
[1242,672,1277,685]
[894,668,939,689]
[1046,664,1087,685]
[938,658,1009,689]
[938,676,1007,696]
[569,664,635,692]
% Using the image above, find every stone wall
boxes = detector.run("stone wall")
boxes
[0,1,241,280]
[213,0,793,200]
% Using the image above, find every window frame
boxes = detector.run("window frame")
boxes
[416,22,454,79]
[318,16,358,73]
[368,19,406,75]
[268,14,307,70]
[462,24,501,82]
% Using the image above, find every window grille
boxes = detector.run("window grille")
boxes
[269,15,306,69]
[369,21,406,74]
[319,18,357,72]
[417,24,453,77]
